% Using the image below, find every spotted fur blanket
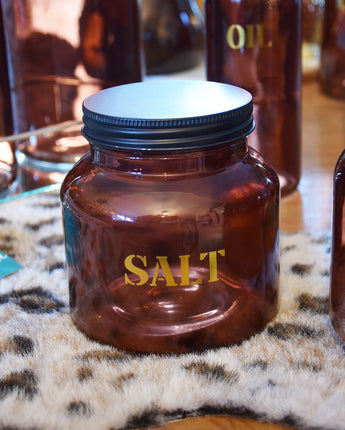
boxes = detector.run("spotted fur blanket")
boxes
[0,189,341,430]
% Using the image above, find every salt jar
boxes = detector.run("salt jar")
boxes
[61,80,280,353]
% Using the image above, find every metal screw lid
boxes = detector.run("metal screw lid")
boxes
[82,80,255,151]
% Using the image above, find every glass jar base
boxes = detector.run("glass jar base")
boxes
[70,271,278,353]
[331,316,345,342]
[330,292,345,342]
[17,152,74,191]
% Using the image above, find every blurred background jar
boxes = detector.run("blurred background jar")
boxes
[205,0,302,196]
[302,0,324,76]
[1,0,143,191]
[142,0,204,75]
[320,0,345,99]
[0,5,17,196]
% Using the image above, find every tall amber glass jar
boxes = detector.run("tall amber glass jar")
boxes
[205,0,302,196]
[330,149,345,340]
[61,80,280,354]
[320,0,345,99]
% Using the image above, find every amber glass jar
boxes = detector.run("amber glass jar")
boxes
[205,0,302,196]
[320,0,345,99]
[61,80,280,354]
[1,0,142,191]
[330,149,345,339]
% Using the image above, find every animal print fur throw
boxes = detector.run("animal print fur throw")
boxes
[0,189,341,430]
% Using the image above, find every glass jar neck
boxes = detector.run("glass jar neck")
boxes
[90,139,248,175]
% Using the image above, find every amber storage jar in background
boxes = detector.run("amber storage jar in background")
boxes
[205,0,302,196]
[320,0,345,99]
[61,80,280,354]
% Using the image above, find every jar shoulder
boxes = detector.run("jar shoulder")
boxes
[62,148,278,185]
[60,150,279,218]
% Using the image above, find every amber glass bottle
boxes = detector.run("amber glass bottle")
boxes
[61,80,280,354]
[205,0,302,196]
[142,0,204,74]
[1,0,142,190]
[330,150,345,340]
[0,5,16,194]
[320,0,345,99]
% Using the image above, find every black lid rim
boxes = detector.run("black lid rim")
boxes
[81,81,255,151]
[82,121,255,151]
[82,105,255,151]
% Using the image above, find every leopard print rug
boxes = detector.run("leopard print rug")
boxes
[0,189,341,430]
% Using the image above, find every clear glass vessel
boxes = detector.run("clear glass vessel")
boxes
[330,149,345,339]
[61,80,280,354]
[320,0,345,99]
[205,0,302,196]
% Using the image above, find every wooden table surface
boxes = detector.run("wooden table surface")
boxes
[148,80,345,430]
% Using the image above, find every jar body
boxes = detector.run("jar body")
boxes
[61,141,280,353]
[330,149,345,339]
[205,0,302,196]
[320,0,345,99]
